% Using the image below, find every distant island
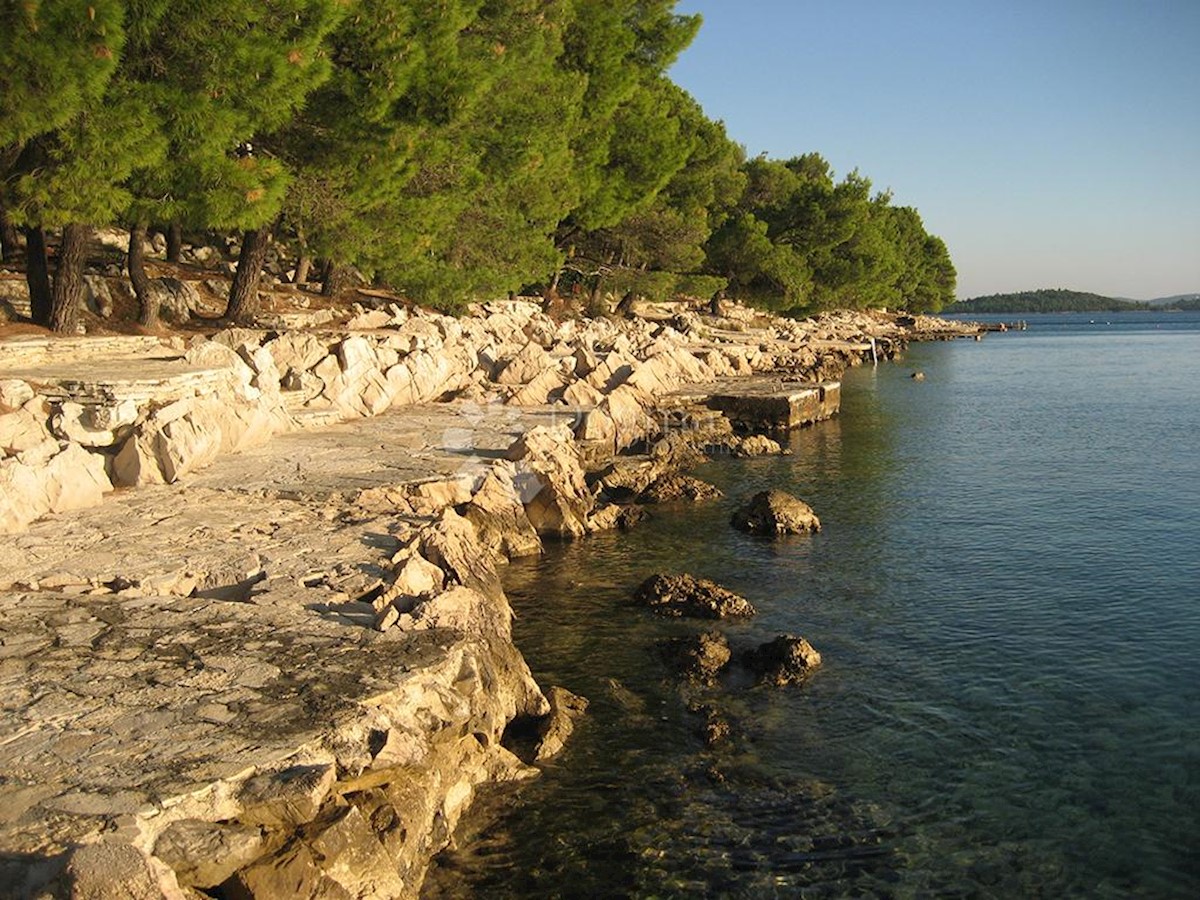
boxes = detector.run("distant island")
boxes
[953,288,1200,314]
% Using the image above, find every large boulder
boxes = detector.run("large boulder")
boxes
[461,462,543,560]
[50,399,139,448]
[0,379,35,412]
[634,573,756,619]
[152,819,267,889]
[1,442,113,533]
[0,402,52,455]
[743,634,823,686]
[731,489,821,535]
[504,424,593,539]
[494,341,551,386]
[148,277,201,323]
[418,508,504,606]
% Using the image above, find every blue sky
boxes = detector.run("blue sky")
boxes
[669,1,1200,300]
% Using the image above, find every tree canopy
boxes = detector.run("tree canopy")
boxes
[0,1,957,329]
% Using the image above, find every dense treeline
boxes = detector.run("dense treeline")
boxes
[1,1,956,332]
[955,289,1149,313]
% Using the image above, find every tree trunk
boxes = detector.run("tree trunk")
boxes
[0,206,19,263]
[293,253,312,285]
[129,221,156,328]
[224,224,271,322]
[165,222,183,263]
[25,226,53,325]
[321,261,347,298]
[49,223,89,333]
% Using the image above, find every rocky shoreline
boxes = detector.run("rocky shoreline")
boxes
[0,294,981,898]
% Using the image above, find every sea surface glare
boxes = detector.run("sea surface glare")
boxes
[424,311,1200,898]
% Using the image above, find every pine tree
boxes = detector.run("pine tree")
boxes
[0,0,125,148]
[0,0,126,327]
[276,0,489,303]
[574,83,743,295]
[10,77,164,330]
[558,1,701,234]
[389,0,586,303]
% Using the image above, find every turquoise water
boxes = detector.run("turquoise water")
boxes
[425,312,1200,898]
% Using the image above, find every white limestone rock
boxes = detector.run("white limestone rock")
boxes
[494,341,551,386]
[0,404,51,455]
[504,424,594,539]
[0,379,35,412]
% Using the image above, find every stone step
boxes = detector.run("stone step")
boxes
[0,335,175,371]
[14,359,235,406]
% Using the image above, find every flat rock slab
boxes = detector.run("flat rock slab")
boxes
[14,359,235,405]
[0,336,176,372]
[0,397,571,868]
[0,577,454,858]
[187,402,576,500]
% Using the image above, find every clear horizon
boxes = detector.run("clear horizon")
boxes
[669,0,1200,301]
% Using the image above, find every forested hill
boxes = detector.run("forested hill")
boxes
[1,1,956,333]
[955,289,1148,313]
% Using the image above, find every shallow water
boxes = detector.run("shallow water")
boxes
[424,312,1200,898]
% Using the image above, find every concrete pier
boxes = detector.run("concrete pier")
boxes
[700,381,840,434]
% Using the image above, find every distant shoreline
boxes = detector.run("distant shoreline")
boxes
[952,288,1199,315]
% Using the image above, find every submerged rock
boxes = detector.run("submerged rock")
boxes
[687,701,734,747]
[638,473,724,504]
[534,686,590,761]
[731,489,821,535]
[586,502,649,532]
[659,630,732,684]
[733,434,784,457]
[635,573,756,619]
[743,634,823,686]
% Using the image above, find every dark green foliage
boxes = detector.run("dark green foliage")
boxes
[704,154,955,313]
[0,1,957,320]
[956,289,1148,313]
[0,0,125,148]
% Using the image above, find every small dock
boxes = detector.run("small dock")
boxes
[978,321,1028,332]
[668,378,841,432]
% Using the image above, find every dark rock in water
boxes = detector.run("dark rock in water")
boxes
[686,702,734,748]
[503,685,590,763]
[638,473,724,504]
[615,504,650,530]
[534,685,589,761]
[743,634,822,686]
[731,490,821,535]
[659,631,732,684]
[635,573,756,619]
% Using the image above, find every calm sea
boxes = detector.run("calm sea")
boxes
[425,311,1200,898]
